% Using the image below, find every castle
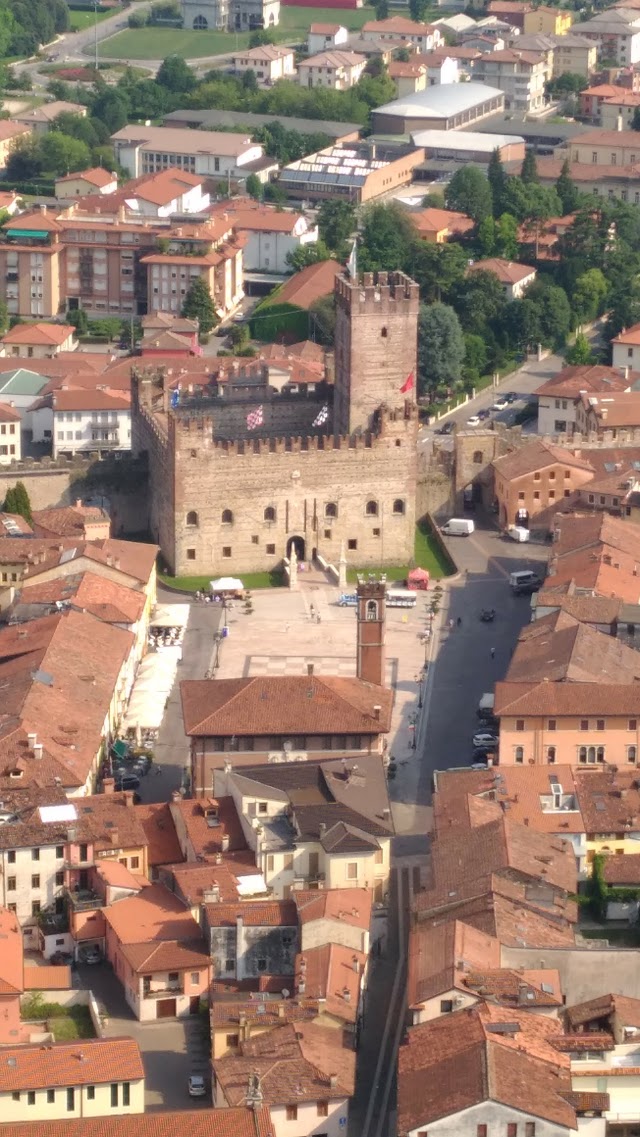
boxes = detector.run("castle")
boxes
[181,0,279,32]
[131,270,419,577]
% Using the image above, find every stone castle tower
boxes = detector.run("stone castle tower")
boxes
[333,270,420,435]
[132,270,420,577]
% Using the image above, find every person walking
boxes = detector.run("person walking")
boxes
[490,646,496,660]
[456,616,462,627]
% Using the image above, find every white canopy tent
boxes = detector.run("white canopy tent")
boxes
[122,647,182,731]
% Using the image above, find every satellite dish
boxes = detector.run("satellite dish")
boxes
[282,989,290,999]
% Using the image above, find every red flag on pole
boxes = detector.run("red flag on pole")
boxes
[400,372,414,394]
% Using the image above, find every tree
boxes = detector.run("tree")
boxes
[452,270,506,335]
[67,307,89,334]
[182,276,217,334]
[245,173,263,201]
[249,27,277,45]
[495,213,519,261]
[520,149,539,184]
[156,54,195,94]
[375,0,389,16]
[572,267,608,325]
[445,166,492,223]
[242,68,258,92]
[263,182,287,205]
[422,191,445,208]
[463,332,488,385]
[409,0,428,19]
[526,279,572,348]
[417,302,465,397]
[317,199,355,257]
[92,88,130,133]
[5,135,41,181]
[285,239,331,272]
[229,322,250,350]
[3,481,32,523]
[39,132,91,177]
[359,202,416,272]
[502,298,541,353]
[487,148,507,217]
[476,216,496,257]
[565,332,595,365]
[556,158,580,215]
[309,294,336,346]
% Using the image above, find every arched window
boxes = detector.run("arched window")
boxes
[264,506,276,523]
[193,14,208,27]
[393,499,405,515]
[325,502,338,519]
[473,451,483,464]
[579,746,587,763]
[366,600,378,621]
[365,500,378,517]
[597,746,605,763]
[221,509,233,525]
[547,746,556,764]
[186,510,198,527]
[628,745,637,763]
[587,746,596,764]
[514,746,524,763]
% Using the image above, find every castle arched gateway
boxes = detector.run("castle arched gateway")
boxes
[132,270,419,577]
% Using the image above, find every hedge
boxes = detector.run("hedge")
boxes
[249,301,308,343]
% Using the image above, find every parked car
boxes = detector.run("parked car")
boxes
[50,951,73,966]
[436,421,454,435]
[472,746,496,761]
[473,731,498,748]
[115,774,140,791]
[493,396,509,410]
[79,947,101,965]
[466,415,481,427]
[504,392,518,403]
[477,409,491,420]
[188,1075,207,1098]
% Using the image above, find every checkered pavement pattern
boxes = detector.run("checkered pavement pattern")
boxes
[247,656,396,683]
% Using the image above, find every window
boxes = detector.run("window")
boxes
[515,746,524,763]
[548,719,556,731]
[226,1032,239,1047]
[67,1088,75,1112]
[31,875,40,889]
[56,846,64,859]
[221,509,233,524]
[365,500,378,517]
[473,451,483,464]
[7,877,15,891]
[547,746,556,764]
[325,502,338,518]
[348,539,357,551]
[516,719,525,732]
[32,848,40,861]
[534,472,541,481]
[264,506,276,522]
[186,510,198,527]
[122,1083,130,1107]
[27,1091,36,1105]
[477,1128,487,1137]
[258,801,268,814]
[266,854,274,872]
[222,546,232,558]
[284,853,294,870]
[630,720,638,731]
[225,960,235,973]
[580,719,589,731]
[525,1125,536,1137]
[187,549,196,560]
[79,844,88,861]
[346,862,358,880]
[266,543,276,555]
[440,999,453,1013]
[597,719,605,731]
[393,498,405,514]
[286,1106,298,1121]
[111,1085,119,1107]
[87,1086,95,1101]
[55,871,64,886]
[47,1090,55,1103]
[9,850,16,864]
[257,958,267,972]
[381,326,387,338]
[507,1126,518,1137]
[31,901,40,916]
[12,1093,20,1102]
[317,1102,329,1117]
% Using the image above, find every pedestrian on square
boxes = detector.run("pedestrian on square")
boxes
[490,646,495,659]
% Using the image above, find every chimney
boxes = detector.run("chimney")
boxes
[75,499,82,509]
[222,833,230,852]
[278,1003,286,1018]
[307,663,314,677]
[329,1075,338,1088]
[319,822,327,838]
[373,704,381,720]
[124,790,135,808]
[343,988,351,1003]
[33,744,43,760]
[171,789,182,802]
[110,828,119,846]
[27,732,37,748]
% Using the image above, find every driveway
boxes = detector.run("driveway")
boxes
[414,511,549,802]
[76,962,210,1111]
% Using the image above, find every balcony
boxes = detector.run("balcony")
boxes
[143,984,184,998]
[90,434,121,447]
[65,887,104,912]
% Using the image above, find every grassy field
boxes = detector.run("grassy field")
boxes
[160,569,284,591]
[95,5,420,59]
[70,7,114,29]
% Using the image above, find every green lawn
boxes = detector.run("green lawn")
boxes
[347,521,455,584]
[69,7,114,30]
[21,996,96,1042]
[160,569,284,591]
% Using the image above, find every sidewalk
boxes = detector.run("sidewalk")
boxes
[213,579,434,836]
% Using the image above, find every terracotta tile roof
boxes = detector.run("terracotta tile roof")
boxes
[407,918,501,1005]
[0,1109,275,1137]
[23,965,71,991]
[494,679,640,717]
[468,257,536,285]
[566,992,640,1030]
[216,204,304,235]
[1,323,75,347]
[294,887,372,931]
[463,967,563,1008]
[0,908,22,995]
[398,1007,575,1135]
[534,363,632,399]
[169,796,248,857]
[579,389,640,427]
[602,852,640,883]
[434,765,585,837]
[0,403,20,422]
[121,937,210,974]
[56,167,115,188]
[31,505,110,539]
[295,943,366,1023]
[416,876,577,948]
[0,723,74,794]
[73,791,148,852]
[562,1091,610,1113]
[614,321,640,346]
[0,1038,143,1091]
[205,901,297,928]
[258,340,325,364]
[429,816,577,895]
[95,858,142,891]
[215,1021,356,1104]
[506,610,640,683]
[493,437,594,481]
[362,15,439,32]
[410,206,475,238]
[181,676,392,736]
[19,571,145,626]
[0,121,31,141]
[574,768,640,834]
[169,857,262,905]
[271,260,343,311]
[135,802,183,867]
[310,22,343,31]
[103,882,202,945]
[552,1032,614,1051]
[211,998,318,1030]
[32,388,131,413]
[534,592,621,626]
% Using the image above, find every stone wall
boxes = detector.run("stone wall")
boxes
[0,458,148,536]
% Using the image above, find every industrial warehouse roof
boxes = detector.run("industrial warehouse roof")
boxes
[374,82,504,121]
[163,108,362,141]
[411,128,524,151]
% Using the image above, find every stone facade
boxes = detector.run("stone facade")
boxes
[132,271,419,577]
[181,0,280,31]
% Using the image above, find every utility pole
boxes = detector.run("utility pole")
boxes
[94,0,99,70]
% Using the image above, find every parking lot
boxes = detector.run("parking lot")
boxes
[414,512,549,805]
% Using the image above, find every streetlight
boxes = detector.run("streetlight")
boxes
[93,0,99,71]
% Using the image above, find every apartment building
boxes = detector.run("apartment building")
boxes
[297,50,367,89]
[578,7,640,64]
[30,387,131,458]
[111,125,268,181]
[231,44,295,83]
[360,15,444,51]
[0,402,20,464]
[534,363,630,434]
[307,23,349,53]
[472,48,548,111]
[571,127,640,164]
[0,1039,144,1122]
[212,202,318,274]
[205,900,298,984]
[492,438,595,527]
[523,4,572,34]
[550,32,597,76]
[141,217,243,319]
[486,0,532,29]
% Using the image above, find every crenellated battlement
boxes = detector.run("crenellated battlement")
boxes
[334,270,420,314]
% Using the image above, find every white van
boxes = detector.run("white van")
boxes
[507,525,530,543]
[509,569,541,591]
[441,518,475,537]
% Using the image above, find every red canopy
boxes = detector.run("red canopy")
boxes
[407,567,429,591]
